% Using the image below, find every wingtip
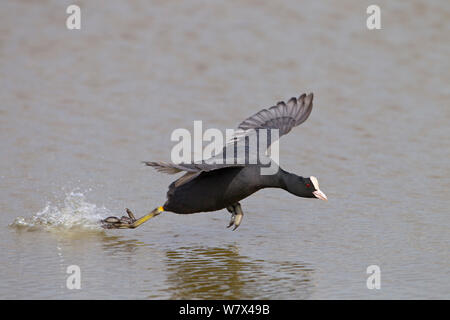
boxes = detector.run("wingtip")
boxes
[305,92,314,105]
[299,92,313,100]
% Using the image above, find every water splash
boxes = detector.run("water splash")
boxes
[10,191,110,231]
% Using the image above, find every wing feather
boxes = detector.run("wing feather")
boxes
[144,93,314,178]
[237,93,313,137]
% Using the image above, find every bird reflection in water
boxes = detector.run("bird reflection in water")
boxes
[163,245,315,299]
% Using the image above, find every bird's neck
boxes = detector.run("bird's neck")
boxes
[259,167,297,190]
[278,168,298,190]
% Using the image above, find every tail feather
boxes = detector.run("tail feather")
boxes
[142,161,183,174]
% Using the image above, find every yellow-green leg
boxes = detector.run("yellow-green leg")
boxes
[101,206,164,229]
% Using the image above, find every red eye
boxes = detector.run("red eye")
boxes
[306,183,311,188]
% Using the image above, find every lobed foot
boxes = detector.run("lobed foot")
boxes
[101,207,163,229]
[227,214,235,229]
[101,208,137,229]
[226,203,244,231]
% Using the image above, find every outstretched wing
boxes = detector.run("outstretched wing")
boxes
[208,92,314,165]
[235,92,313,140]
[144,93,314,182]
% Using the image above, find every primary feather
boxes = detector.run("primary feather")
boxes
[143,93,314,179]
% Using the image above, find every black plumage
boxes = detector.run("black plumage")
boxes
[101,93,327,230]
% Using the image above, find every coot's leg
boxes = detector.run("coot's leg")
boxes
[226,203,244,230]
[226,205,236,228]
[101,206,164,229]
[233,203,244,230]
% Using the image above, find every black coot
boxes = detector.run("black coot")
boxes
[102,93,327,230]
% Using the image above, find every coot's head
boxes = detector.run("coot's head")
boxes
[285,175,328,201]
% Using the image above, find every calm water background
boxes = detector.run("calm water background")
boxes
[0,0,449,299]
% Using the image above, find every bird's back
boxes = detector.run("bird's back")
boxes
[163,166,266,214]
